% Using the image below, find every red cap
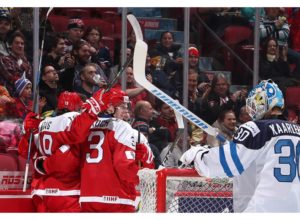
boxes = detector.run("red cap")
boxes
[189,47,200,57]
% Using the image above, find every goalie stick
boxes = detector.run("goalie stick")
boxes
[23,7,54,192]
[127,14,226,141]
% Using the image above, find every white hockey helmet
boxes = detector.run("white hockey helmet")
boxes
[246,79,284,120]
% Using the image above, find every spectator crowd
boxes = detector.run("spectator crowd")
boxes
[1,7,300,176]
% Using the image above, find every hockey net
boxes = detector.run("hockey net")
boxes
[137,168,233,213]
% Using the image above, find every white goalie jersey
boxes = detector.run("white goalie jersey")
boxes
[194,119,300,213]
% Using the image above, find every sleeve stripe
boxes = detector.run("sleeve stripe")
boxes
[230,142,244,174]
[219,145,233,177]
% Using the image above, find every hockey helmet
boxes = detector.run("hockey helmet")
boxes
[109,88,130,107]
[246,79,284,120]
[57,91,83,112]
[93,87,129,108]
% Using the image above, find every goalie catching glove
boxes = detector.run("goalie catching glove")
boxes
[82,88,129,117]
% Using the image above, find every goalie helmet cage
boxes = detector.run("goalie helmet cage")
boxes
[138,168,233,213]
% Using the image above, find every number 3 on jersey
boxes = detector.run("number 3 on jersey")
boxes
[274,139,300,182]
[86,131,104,163]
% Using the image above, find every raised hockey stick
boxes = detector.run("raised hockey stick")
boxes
[128,14,226,141]
[161,104,184,166]
[23,7,54,192]
[104,54,133,93]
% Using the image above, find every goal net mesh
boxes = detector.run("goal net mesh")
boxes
[137,168,233,213]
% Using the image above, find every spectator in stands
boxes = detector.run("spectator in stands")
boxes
[150,31,182,76]
[259,37,295,92]
[237,105,251,127]
[0,30,33,96]
[11,73,46,119]
[260,8,289,48]
[149,52,177,99]
[74,63,106,98]
[83,26,112,77]
[39,64,62,113]
[196,73,239,125]
[260,7,300,77]
[12,73,32,119]
[0,11,12,56]
[0,85,15,118]
[127,29,136,50]
[174,46,210,102]
[60,41,107,92]
[110,46,133,82]
[153,100,178,142]
[124,65,155,110]
[43,33,75,73]
[187,68,201,113]
[132,100,162,168]
[206,109,238,147]
[65,17,85,53]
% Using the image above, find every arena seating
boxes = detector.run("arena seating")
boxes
[222,25,253,85]
[48,15,69,32]
[83,18,114,36]
[0,153,18,171]
[65,8,91,18]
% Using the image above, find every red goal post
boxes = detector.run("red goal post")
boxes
[137,168,233,213]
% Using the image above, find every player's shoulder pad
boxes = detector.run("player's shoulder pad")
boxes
[238,121,260,137]
[39,112,79,132]
[111,120,136,150]
[233,121,263,150]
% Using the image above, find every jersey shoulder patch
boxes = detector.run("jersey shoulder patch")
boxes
[239,121,260,137]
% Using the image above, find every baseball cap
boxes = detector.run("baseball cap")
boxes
[67,18,84,30]
[189,47,200,57]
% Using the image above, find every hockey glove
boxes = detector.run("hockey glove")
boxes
[34,156,47,175]
[23,112,42,139]
[82,97,102,117]
[180,145,209,166]
[82,88,127,116]
[136,143,155,168]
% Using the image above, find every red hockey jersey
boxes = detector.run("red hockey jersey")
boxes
[79,118,140,211]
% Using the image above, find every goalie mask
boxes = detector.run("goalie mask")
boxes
[57,91,83,112]
[246,79,284,120]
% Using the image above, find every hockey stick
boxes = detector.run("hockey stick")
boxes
[161,104,184,166]
[23,7,53,192]
[104,54,133,93]
[32,7,54,109]
[127,14,226,141]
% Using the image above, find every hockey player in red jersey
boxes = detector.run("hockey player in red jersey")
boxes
[19,89,124,212]
[113,101,154,169]
[78,89,148,212]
